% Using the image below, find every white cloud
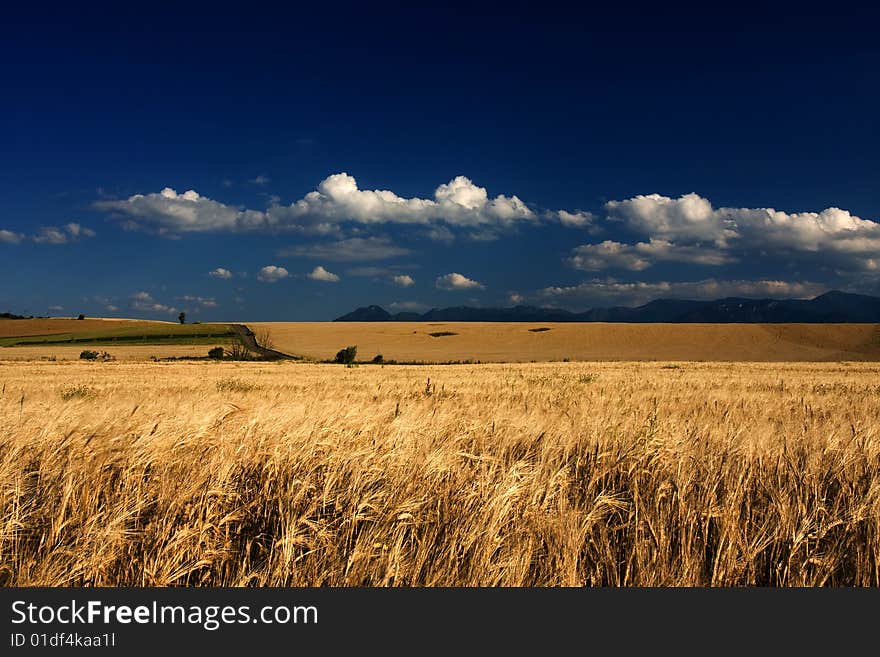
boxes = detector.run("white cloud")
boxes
[96,187,266,235]
[508,292,524,304]
[33,227,69,244]
[257,265,290,283]
[208,267,233,279]
[731,206,880,259]
[603,193,880,272]
[0,229,24,244]
[129,291,178,315]
[105,305,120,313]
[281,236,411,261]
[250,175,271,185]
[568,239,735,271]
[48,305,64,312]
[307,265,340,282]
[538,278,827,306]
[65,223,96,238]
[557,210,596,228]
[435,272,485,291]
[95,173,539,236]
[606,192,736,245]
[268,173,537,230]
[391,274,415,287]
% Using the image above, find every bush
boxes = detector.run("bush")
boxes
[79,350,114,361]
[335,345,357,364]
[77,314,85,320]
[372,354,384,364]
[208,346,225,359]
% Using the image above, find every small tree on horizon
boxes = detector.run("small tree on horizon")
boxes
[178,311,186,324]
[335,345,357,364]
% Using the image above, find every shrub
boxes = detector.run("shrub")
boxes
[372,354,384,364]
[208,346,225,359]
[77,314,85,320]
[335,345,357,364]
[80,350,114,361]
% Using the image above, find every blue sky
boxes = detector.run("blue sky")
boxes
[2,3,878,320]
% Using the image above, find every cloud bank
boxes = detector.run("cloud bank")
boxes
[568,193,879,274]
[94,173,548,238]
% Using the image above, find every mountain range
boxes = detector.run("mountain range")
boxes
[334,291,880,323]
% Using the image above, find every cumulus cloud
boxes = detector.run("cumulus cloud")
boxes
[606,192,735,244]
[129,291,178,315]
[391,274,415,287]
[267,173,537,232]
[568,239,735,271]
[96,187,267,235]
[208,267,233,279]
[557,210,596,228]
[257,265,289,283]
[0,229,24,244]
[307,265,340,282]
[280,236,412,261]
[600,192,880,272]
[48,305,64,312]
[250,175,271,185]
[538,278,827,306]
[95,173,540,237]
[435,272,485,291]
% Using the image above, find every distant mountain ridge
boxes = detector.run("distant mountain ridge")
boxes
[334,291,880,323]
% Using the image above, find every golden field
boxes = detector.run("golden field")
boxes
[2,358,879,586]
[0,318,179,340]
[251,321,880,362]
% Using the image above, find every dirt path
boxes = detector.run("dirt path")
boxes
[229,324,298,360]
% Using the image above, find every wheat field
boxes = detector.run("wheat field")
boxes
[251,321,880,362]
[2,358,879,586]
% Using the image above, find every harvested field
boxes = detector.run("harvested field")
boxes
[251,322,880,362]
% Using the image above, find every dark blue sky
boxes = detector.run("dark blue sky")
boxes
[2,3,878,320]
